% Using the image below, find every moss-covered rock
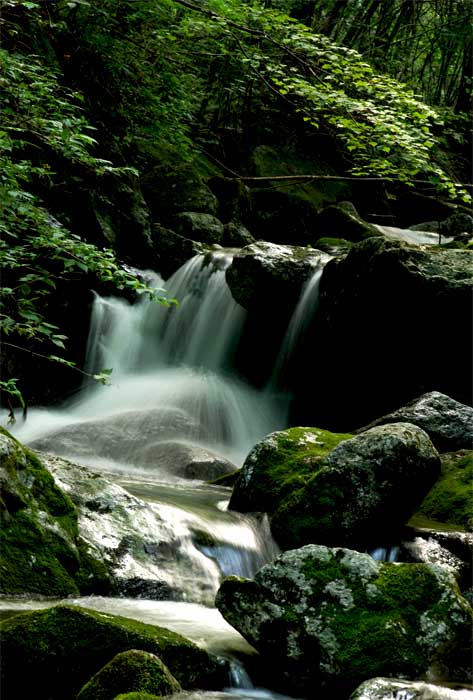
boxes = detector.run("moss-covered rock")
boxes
[415,451,473,530]
[215,545,473,696]
[229,426,352,514]
[76,649,181,700]
[270,423,441,550]
[0,428,109,596]
[0,604,226,700]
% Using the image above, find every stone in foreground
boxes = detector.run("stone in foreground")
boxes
[76,649,181,700]
[350,677,473,700]
[216,544,472,696]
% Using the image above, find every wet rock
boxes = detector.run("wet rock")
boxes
[440,211,473,240]
[76,649,181,700]
[226,241,331,313]
[151,224,204,279]
[294,237,473,429]
[172,212,224,245]
[270,423,441,550]
[43,454,222,604]
[357,392,473,452]
[136,441,237,480]
[0,604,226,700]
[216,545,473,697]
[350,677,473,700]
[229,426,352,515]
[313,201,381,242]
[0,428,109,596]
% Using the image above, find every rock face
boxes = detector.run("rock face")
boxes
[272,423,440,550]
[229,427,352,515]
[226,241,331,313]
[216,545,473,696]
[76,649,181,700]
[358,392,473,452]
[291,237,473,429]
[0,604,225,700]
[0,428,108,596]
[350,677,473,700]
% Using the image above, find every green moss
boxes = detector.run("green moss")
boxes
[77,649,181,700]
[230,427,352,515]
[314,237,353,253]
[0,428,109,596]
[415,450,473,529]
[0,604,225,700]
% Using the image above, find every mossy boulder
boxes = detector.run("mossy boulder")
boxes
[0,428,109,596]
[415,450,473,530]
[0,604,226,700]
[229,426,352,515]
[215,545,473,696]
[114,694,160,700]
[76,649,181,700]
[357,391,473,453]
[270,423,441,550]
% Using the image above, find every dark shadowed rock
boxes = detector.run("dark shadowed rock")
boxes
[151,224,204,279]
[172,212,224,245]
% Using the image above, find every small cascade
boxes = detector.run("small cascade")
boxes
[271,257,330,389]
[228,661,255,689]
[369,546,400,562]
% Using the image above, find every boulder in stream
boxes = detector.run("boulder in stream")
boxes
[76,648,181,700]
[357,391,473,453]
[135,441,237,480]
[0,604,226,700]
[216,545,473,696]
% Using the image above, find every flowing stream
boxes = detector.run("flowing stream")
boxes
[5,251,306,698]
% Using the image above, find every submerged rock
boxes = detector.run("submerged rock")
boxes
[350,677,473,700]
[76,649,181,700]
[136,441,237,480]
[0,428,108,596]
[216,545,473,696]
[229,426,352,515]
[0,604,225,700]
[358,391,473,452]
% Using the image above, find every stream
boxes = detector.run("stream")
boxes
[4,251,321,698]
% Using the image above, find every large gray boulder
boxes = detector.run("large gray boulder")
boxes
[216,545,473,697]
[226,241,331,313]
[269,423,441,550]
[350,678,473,700]
[357,391,473,452]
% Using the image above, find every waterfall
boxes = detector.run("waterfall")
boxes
[271,256,330,390]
